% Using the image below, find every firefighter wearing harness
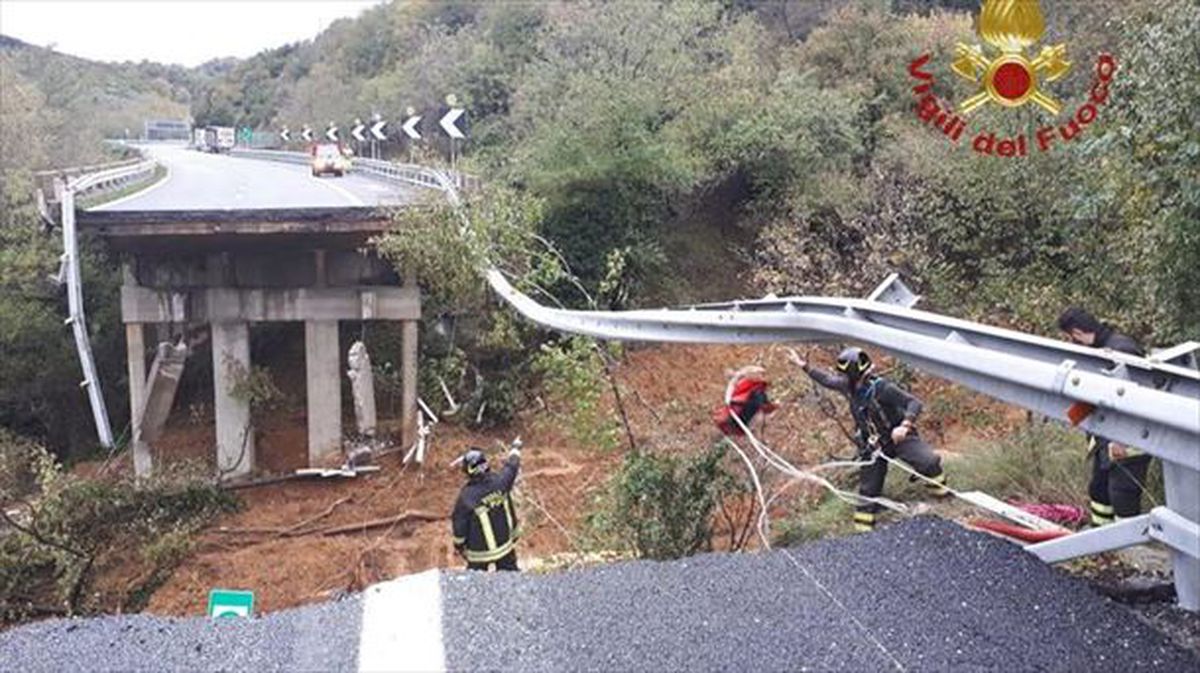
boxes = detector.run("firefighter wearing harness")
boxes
[1057,307,1151,526]
[790,347,949,531]
[451,439,522,571]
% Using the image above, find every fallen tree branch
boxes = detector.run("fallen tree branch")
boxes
[320,510,442,537]
[220,473,302,491]
[213,526,284,535]
[280,497,352,537]
[0,601,68,618]
[213,497,354,538]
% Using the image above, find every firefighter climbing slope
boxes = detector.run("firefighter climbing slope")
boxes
[790,348,949,531]
[1057,306,1152,526]
[451,439,523,571]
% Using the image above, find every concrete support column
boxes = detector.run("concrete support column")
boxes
[212,321,253,478]
[306,320,342,465]
[400,268,419,451]
[125,323,151,477]
[400,319,418,450]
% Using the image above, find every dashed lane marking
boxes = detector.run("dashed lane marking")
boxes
[357,569,445,672]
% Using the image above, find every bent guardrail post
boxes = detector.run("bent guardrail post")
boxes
[55,158,159,450]
[59,182,115,448]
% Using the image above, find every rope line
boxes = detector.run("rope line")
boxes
[779,547,908,672]
[721,411,908,672]
[728,411,908,513]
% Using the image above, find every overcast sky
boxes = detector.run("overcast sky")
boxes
[0,0,386,67]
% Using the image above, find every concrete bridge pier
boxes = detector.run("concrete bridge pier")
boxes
[305,319,342,465]
[125,321,150,475]
[212,320,253,477]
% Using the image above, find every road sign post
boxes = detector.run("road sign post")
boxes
[208,589,255,619]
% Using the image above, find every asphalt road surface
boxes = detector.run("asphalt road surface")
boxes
[2,518,1196,672]
[91,145,420,211]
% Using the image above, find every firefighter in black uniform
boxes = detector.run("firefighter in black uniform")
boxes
[790,347,949,532]
[1058,307,1151,526]
[451,440,522,571]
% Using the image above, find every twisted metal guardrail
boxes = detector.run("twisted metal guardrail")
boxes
[53,158,160,449]
[484,268,1200,610]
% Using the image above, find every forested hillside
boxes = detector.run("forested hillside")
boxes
[194,0,1197,342]
[0,35,193,167]
[0,36,198,453]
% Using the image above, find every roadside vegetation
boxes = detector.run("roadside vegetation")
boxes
[0,429,236,623]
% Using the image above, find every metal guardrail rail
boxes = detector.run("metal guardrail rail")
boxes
[484,268,1200,609]
[53,159,160,449]
[486,268,1200,609]
[228,148,480,192]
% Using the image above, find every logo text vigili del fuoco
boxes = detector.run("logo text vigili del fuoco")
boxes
[907,0,1115,157]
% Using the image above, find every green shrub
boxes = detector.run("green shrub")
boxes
[773,497,855,546]
[0,439,237,622]
[951,422,1090,504]
[532,336,619,451]
[587,442,742,560]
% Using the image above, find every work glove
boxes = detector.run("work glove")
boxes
[509,437,523,458]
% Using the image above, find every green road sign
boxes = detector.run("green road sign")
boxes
[238,127,253,143]
[208,589,254,619]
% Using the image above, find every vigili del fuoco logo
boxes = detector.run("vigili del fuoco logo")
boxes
[908,0,1116,158]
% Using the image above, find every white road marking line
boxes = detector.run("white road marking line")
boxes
[89,164,172,211]
[310,172,367,206]
[358,569,446,673]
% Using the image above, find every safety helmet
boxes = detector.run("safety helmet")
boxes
[836,347,873,380]
[462,448,489,477]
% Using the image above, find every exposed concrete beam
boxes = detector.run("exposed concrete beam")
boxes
[121,286,419,324]
[77,206,398,237]
[138,342,188,444]
[134,341,189,477]
[306,320,342,465]
[212,322,253,479]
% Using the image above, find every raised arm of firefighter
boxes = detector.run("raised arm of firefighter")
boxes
[498,437,522,492]
[788,349,851,394]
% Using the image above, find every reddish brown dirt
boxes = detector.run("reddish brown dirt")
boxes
[88,343,1023,617]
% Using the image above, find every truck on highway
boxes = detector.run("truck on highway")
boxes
[192,127,206,150]
[199,126,236,153]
